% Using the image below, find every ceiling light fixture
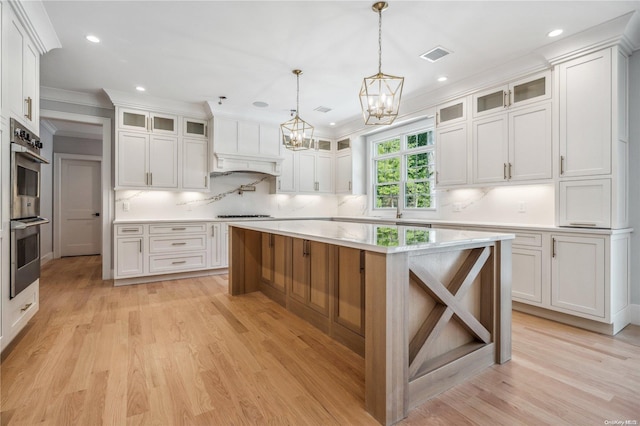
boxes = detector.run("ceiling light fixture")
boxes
[219,96,227,105]
[281,69,314,151]
[437,76,448,82]
[85,35,100,43]
[359,1,404,126]
[547,29,563,37]
[135,86,145,92]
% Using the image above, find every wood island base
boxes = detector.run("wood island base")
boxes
[228,222,513,425]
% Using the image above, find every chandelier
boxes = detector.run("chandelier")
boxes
[281,69,314,151]
[359,1,404,125]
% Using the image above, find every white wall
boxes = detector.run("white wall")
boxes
[628,50,640,306]
[53,135,102,156]
[39,124,54,263]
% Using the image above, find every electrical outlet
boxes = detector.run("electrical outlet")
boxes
[518,201,526,213]
[123,201,130,212]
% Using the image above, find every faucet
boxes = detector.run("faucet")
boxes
[395,197,403,219]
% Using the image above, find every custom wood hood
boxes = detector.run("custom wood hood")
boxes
[211,151,283,176]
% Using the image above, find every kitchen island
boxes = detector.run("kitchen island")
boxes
[228,220,514,425]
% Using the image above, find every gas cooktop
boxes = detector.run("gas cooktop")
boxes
[217,214,272,218]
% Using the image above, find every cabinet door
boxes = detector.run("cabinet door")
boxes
[509,103,552,181]
[436,124,468,187]
[184,118,208,138]
[149,135,178,188]
[23,40,39,127]
[291,239,309,303]
[209,223,222,268]
[116,238,144,277]
[559,49,612,177]
[213,116,238,153]
[183,138,209,190]
[120,108,150,132]
[261,233,273,283]
[150,112,177,134]
[117,132,149,187]
[335,247,364,335]
[473,86,506,118]
[436,97,466,127]
[473,115,508,184]
[277,147,296,193]
[272,235,288,293]
[512,248,543,304]
[6,18,25,125]
[558,179,611,228]
[336,153,353,193]
[551,235,605,318]
[308,241,330,315]
[315,152,333,193]
[298,152,317,192]
[509,71,551,108]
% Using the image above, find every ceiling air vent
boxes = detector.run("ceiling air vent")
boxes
[420,46,452,63]
[314,106,332,113]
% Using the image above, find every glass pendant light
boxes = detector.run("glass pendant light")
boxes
[281,69,314,151]
[359,1,404,125]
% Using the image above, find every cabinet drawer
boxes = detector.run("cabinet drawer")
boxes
[10,282,38,328]
[149,253,207,273]
[149,223,206,234]
[116,225,144,236]
[149,235,206,253]
[512,232,542,247]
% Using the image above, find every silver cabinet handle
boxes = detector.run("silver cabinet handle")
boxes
[211,225,216,237]
[560,156,565,175]
[121,228,138,232]
[172,227,187,231]
[552,238,556,258]
[435,171,439,185]
[508,163,512,179]
[436,112,439,126]
[348,181,352,191]
[503,163,507,180]
[149,172,153,186]
[21,302,33,312]
[503,91,509,108]
[139,240,142,253]
[569,222,597,227]
[24,97,33,120]
[172,260,187,265]
[171,242,187,246]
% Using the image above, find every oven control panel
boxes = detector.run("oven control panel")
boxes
[10,118,42,152]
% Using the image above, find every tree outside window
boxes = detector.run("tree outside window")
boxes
[373,129,435,210]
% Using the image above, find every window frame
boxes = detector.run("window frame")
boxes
[370,122,436,212]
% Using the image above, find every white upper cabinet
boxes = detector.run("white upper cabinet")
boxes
[117,131,178,190]
[559,49,612,177]
[183,117,208,138]
[4,9,40,133]
[473,71,551,118]
[212,116,238,153]
[473,102,552,184]
[436,97,467,127]
[276,146,297,193]
[335,152,352,194]
[558,179,611,228]
[182,138,209,190]
[436,123,468,187]
[118,108,178,135]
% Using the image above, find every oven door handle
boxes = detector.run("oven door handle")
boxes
[11,143,50,164]
[11,218,50,230]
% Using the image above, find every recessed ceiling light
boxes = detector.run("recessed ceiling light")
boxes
[135,86,146,92]
[437,76,448,82]
[252,101,269,108]
[86,35,100,43]
[547,29,563,38]
[329,122,336,126]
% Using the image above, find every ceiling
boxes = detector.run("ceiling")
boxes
[40,1,640,131]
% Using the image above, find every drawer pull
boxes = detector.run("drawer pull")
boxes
[172,260,187,265]
[21,302,33,312]
[171,242,187,246]
[121,228,138,232]
[569,222,597,227]
[172,227,187,231]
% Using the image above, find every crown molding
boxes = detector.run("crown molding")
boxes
[8,0,61,54]
[104,89,209,118]
[40,87,114,109]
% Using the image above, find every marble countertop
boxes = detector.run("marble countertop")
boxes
[228,219,514,254]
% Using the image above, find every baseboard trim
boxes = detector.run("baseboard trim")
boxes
[113,268,228,286]
[629,304,640,326]
[41,252,54,265]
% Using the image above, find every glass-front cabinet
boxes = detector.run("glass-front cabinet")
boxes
[436,97,467,127]
[119,107,178,134]
[472,71,551,118]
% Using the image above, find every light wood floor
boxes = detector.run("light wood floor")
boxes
[1,256,639,425]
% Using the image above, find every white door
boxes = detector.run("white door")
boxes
[60,159,101,256]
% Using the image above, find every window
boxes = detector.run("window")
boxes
[372,127,435,210]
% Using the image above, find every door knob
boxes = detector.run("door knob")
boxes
[93,213,100,217]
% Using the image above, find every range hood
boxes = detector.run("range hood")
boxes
[211,152,283,176]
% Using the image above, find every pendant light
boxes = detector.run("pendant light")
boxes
[281,69,314,151]
[359,1,404,125]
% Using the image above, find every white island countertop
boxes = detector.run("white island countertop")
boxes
[229,219,514,254]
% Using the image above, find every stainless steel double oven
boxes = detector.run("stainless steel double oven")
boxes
[10,118,49,298]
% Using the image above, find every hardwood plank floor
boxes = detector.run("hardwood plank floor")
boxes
[2,256,639,425]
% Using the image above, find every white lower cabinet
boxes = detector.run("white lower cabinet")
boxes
[551,234,605,318]
[114,221,227,283]
[558,179,611,228]
[512,247,543,304]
